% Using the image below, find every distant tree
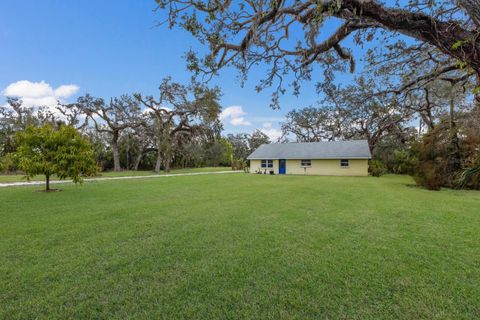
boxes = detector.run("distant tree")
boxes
[75,94,141,171]
[13,124,97,191]
[322,78,412,153]
[87,130,113,171]
[227,133,250,160]
[205,137,233,167]
[227,130,271,162]
[0,98,59,163]
[56,102,88,130]
[135,78,221,172]
[248,130,271,151]
[129,114,156,171]
[281,107,340,142]
[281,78,411,153]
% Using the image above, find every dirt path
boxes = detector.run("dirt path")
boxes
[0,171,243,188]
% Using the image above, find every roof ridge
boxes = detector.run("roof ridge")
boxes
[265,139,368,145]
[248,140,371,160]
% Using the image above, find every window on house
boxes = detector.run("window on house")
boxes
[340,159,349,167]
[301,159,311,167]
[261,160,273,168]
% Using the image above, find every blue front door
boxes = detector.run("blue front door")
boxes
[279,159,286,174]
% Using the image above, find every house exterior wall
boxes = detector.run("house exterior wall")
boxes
[250,159,368,176]
[250,159,279,174]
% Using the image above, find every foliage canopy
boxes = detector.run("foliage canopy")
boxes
[14,124,97,191]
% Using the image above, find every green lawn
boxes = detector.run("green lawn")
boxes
[0,166,232,183]
[1,174,479,319]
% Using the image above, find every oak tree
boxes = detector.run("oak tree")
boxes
[135,78,221,172]
[75,94,141,171]
[156,0,480,106]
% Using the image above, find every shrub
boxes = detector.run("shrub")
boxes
[231,158,245,170]
[457,166,480,189]
[457,152,480,189]
[369,160,387,177]
[411,121,462,189]
[0,154,16,173]
[412,160,444,190]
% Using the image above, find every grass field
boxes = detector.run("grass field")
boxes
[1,174,479,319]
[0,166,232,183]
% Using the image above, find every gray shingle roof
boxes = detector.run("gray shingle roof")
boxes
[247,140,371,160]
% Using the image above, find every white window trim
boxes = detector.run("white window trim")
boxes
[300,159,311,167]
[340,159,349,168]
[261,159,273,169]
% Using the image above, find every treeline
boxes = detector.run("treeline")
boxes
[2,75,479,190]
[0,78,270,174]
[280,77,480,190]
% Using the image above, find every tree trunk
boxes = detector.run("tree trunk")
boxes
[418,118,423,138]
[154,152,162,173]
[45,174,50,191]
[449,97,462,176]
[133,151,143,171]
[475,75,480,112]
[164,158,170,173]
[343,0,480,75]
[111,132,121,172]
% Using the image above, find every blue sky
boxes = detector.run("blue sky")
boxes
[0,0,365,139]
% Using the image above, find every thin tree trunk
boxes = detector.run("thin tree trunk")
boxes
[164,159,170,173]
[154,152,162,173]
[418,117,423,138]
[475,76,480,112]
[449,97,462,175]
[133,151,143,171]
[111,132,121,172]
[45,174,50,191]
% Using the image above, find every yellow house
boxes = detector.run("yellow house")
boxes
[247,140,371,176]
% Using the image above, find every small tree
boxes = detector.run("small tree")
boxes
[14,124,97,191]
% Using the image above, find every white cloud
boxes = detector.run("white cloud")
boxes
[219,105,245,120]
[220,105,283,139]
[220,105,252,126]
[2,80,79,110]
[230,116,251,126]
[250,116,285,123]
[260,122,282,141]
[4,80,53,98]
[54,84,80,98]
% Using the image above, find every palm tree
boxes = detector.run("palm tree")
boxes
[457,167,480,189]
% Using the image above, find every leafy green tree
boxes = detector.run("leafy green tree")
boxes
[227,133,250,161]
[219,138,233,166]
[281,107,340,142]
[14,124,97,191]
[248,130,271,152]
[227,131,270,162]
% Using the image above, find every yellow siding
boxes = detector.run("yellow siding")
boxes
[250,159,368,176]
[249,159,279,174]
